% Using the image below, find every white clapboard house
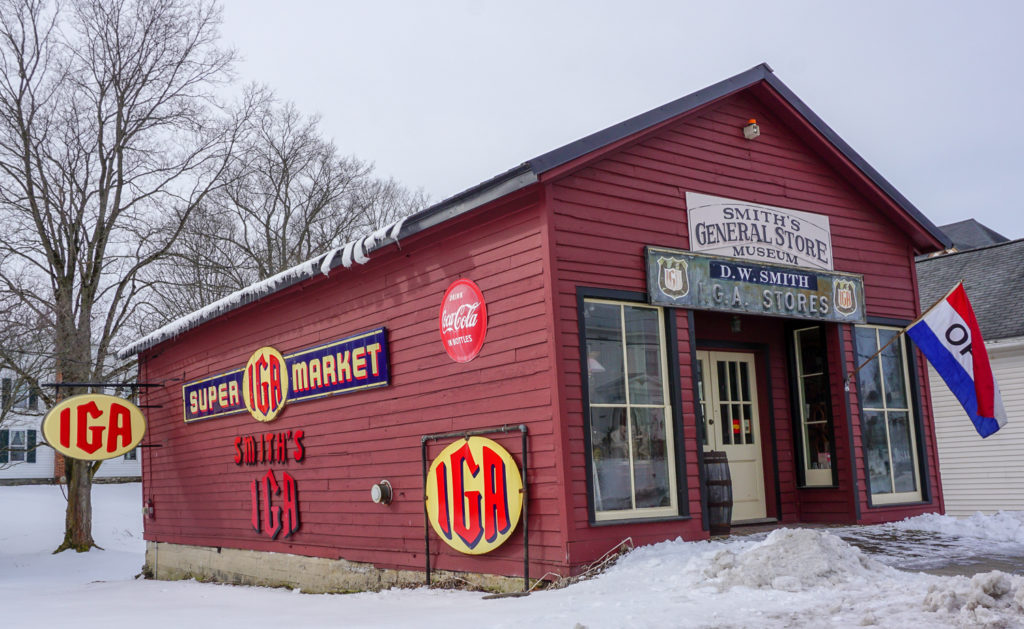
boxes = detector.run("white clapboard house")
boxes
[917,221,1024,515]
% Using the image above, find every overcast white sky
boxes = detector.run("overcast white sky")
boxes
[220,1,1023,240]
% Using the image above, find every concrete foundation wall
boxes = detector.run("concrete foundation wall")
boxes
[145,541,528,594]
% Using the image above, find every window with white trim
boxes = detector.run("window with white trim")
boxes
[583,299,677,521]
[854,325,922,504]
[1,429,36,464]
[794,325,835,487]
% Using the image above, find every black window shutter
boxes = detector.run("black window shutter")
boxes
[27,430,36,463]
[0,430,8,464]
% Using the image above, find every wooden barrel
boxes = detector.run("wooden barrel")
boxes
[703,450,733,536]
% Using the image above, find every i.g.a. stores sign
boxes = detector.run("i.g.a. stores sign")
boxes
[686,191,834,270]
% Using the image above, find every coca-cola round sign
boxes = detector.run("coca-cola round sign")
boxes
[439,278,487,363]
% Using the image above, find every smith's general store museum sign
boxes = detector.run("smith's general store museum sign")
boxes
[118,64,953,593]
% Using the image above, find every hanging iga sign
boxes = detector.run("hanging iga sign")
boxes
[182,327,389,423]
[686,191,834,270]
[41,394,147,460]
[646,246,866,324]
[425,437,523,555]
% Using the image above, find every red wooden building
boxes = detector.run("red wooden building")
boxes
[120,64,950,591]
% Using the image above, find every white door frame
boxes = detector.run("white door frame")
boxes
[697,350,767,522]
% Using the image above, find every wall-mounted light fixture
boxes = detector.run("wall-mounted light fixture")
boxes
[370,480,393,505]
[731,315,742,334]
[742,119,760,140]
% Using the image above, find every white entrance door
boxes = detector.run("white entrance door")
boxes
[697,351,767,522]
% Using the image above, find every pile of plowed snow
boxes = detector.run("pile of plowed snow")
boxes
[704,528,884,591]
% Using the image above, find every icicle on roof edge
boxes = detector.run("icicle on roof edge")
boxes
[116,217,406,359]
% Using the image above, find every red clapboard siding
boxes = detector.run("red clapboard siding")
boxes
[139,193,574,578]
[545,87,936,563]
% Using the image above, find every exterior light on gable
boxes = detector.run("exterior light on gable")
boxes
[743,119,760,140]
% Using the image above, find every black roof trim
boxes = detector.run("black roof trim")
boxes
[523,62,949,249]
[528,64,774,173]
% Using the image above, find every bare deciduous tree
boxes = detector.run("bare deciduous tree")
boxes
[145,90,427,323]
[0,0,243,551]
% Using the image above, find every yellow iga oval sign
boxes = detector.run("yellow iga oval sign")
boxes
[243,346,289,422]
[425,436,523,555]
[41,394,147,461]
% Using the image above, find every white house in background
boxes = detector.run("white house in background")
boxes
[0,374,141,484]
[916,224,1024,516]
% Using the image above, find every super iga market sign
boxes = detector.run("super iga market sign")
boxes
[440,279,487,363]
[182,327,389,423]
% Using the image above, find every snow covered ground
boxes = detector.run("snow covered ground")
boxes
[2,483,1023,628]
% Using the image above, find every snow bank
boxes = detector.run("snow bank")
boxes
[893,511,1024,544]
[704,528,887,591]
[923,570,1024,627]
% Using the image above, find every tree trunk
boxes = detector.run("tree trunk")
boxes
[55,457,96,552]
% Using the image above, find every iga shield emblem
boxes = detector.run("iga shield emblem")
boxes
[658,257,689,298]
[833,279,857,317]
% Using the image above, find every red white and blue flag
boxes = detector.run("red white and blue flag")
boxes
[906,282,1006,438]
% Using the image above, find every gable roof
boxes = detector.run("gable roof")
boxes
[917,238,1024,341]
[118,63,950,358]
[939,219,1009,251]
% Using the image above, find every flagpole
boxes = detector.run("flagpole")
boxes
[842,281,963,392]
[843,329,905,391]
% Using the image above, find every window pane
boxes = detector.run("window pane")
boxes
[888,412,917,493]
[855,328,883,409]
[11,431,26,462]
[585,302,625,404]
[631,408,671,508]
[591,407,631,511]
[625,306,663,405]
[742,403,754,445]
[863,411,893,495]
[880,331,908,409]
[806,422,832,469]
[720,403,732,444]
[798,328,825,374]
[739,362,750,402]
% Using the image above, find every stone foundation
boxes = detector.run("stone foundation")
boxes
[145,541,529,594]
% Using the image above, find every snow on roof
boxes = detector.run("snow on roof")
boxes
[116,217,406,359]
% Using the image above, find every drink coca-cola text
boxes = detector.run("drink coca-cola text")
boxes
[441,302,480,334]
